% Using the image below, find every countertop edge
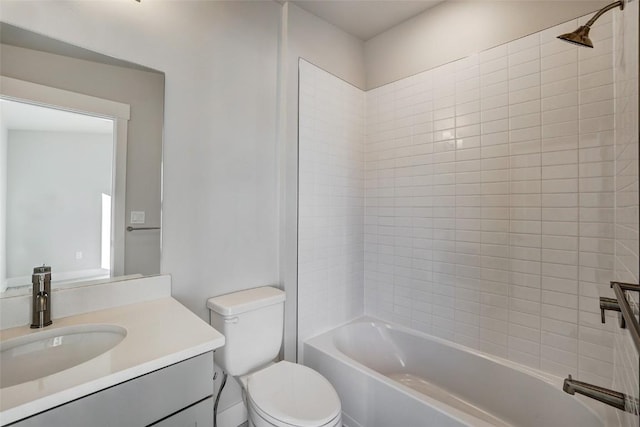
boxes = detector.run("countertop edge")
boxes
[0,338,223,426]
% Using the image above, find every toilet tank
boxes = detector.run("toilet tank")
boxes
[207,286,285,376]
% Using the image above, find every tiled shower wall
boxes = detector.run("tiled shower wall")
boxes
[612,1,639,425]
[299,12,638,392]
[364,15,619,382]
[298,60,365,356]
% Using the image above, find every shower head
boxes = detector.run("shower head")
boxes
[557,0,624,48]
[557,25,594,48]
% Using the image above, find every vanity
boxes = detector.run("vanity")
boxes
[0,275,225,427]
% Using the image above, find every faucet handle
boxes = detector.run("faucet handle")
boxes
[33,265,51,274]
[599,297,626,328]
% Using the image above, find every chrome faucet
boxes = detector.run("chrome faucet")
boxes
[599,296,625,328]
[563,375,639,415]
[30,265,52,329]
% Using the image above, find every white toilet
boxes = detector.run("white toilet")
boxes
[207,286,342,427]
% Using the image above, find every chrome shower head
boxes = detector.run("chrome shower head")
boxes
[557,0,624,48]
[557,25,593,48]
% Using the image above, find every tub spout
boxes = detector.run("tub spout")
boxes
[563,375,639,415]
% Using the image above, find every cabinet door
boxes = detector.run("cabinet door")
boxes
[10,352,214,427]
[150,397,213,427]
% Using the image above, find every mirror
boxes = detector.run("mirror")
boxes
[2,99,115,289]
[0,23,164,296]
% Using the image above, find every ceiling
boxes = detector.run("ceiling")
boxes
[1,99,113,134]
[290,1,444,41]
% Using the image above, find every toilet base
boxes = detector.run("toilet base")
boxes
[248,409,342,427]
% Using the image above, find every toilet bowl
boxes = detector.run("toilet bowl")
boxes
[242,361,341,427]
[207,287,342,427]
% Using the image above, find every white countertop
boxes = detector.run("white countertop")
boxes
[0,297,225,425]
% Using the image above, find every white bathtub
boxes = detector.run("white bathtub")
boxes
[304,319,607,427]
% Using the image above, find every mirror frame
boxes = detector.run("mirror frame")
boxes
[0,75,131,287]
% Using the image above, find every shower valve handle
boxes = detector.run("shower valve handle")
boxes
[599,297,625,329]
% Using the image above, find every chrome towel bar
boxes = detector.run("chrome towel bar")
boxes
[126,226,161,232]
[610,281,640,355]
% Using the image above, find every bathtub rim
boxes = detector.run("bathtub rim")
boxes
[305,328,500,427]
[304,315,609,427]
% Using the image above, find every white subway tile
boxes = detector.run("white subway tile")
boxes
[579,115,614,134]
[542,164,578,180]
[509,46,540,67]
[542,316,578,338]
[542,235,578,252]
[542,106,578,125]
[482,93,509,110]
[481,106,509,123]
[542,221,578,237]
[510,166,540,181]
[541,178,578,193]
[541,150,577,166]
[510,87,540,105]
[542,121,578,139]
[511,113,541,130]
[541,63,577,84]
[579,53,614,76]
[579,84,613,104]
[510,99,540,117]
[579,69,614,90]
[482,118,509,134]
[481,69,509,89]
[511,57,541,79]
[542,50,577,71]
[480,44,508,64]
[481,131,509,146]
[579,146,614,163]
[580,99,614,119]
[480,56,508,75]
[509,33,540,53]
[542,92,578,111]
[356,17,624,387]
[541,344,578,368]
[541,78,578,98]
[457,111,481,127]
[510,140,541,155]
[457,100,481,116]
[542,303,577,323]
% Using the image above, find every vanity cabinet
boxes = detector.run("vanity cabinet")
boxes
[9,352,214,427]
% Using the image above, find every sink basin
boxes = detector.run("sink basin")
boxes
[0,324,126,388]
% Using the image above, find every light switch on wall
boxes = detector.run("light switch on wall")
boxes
[130,211,146,224]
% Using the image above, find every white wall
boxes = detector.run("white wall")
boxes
[612,1,640,424]
[0,122,7,292]
[282,3,365,361]
[364,0,611,89]
[6,130,112,276]
[297,60,365,358]
[0,0,280,315]
[0,1,281,423]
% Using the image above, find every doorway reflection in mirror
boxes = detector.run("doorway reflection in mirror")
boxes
[0,99,115,292]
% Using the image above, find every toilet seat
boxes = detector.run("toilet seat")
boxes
[247,361,341,427]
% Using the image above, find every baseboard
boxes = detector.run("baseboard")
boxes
[216,400,247,427]
[342,412,362,427]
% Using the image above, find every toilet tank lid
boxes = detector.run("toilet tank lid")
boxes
[207,286,285,316]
